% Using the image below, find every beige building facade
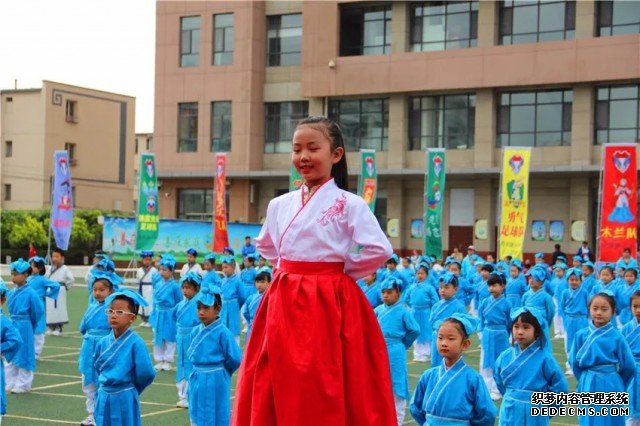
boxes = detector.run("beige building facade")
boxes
[154,1,640,257]
[1,81,136,212]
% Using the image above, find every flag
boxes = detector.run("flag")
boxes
[135,153,159,250]
[498,147,531,260]
[50,151,74,250]
[357,149,377,212]
[213,153,230,252]
[424,149,445,257]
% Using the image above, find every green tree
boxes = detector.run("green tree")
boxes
[7,215,48,248]
[70,216,94,246]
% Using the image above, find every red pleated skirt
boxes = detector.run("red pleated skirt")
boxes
[232,259,396,426]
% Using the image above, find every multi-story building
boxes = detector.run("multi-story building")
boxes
[154,0,640,256]
[1,81,137,212]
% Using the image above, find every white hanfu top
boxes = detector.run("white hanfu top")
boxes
[255,178,392,280]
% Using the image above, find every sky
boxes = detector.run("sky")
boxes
[0,0,156,133]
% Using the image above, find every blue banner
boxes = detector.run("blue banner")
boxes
[51,151,74,250]
[102,216,262,262]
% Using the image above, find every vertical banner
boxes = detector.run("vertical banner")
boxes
[289,164,303,192]
[424,149,446,257]
[597,143,637,261]
[51,151,74,250]
[357,149,378,212]
[135,153,160,250]
[213,153,230,252]
[498,147,531,260]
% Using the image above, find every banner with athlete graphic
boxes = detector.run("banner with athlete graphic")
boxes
[213,153,230,252]
[135,153,159,250]
[424,149,446,257]
[50,151,74,250]
[498,147,531,260]
[357,149,378,212]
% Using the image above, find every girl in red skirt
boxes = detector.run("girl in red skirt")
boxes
[233,116,397,425]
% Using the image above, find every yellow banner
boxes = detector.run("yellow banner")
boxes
[498,148,531,260]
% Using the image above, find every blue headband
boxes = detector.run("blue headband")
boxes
[525,267,547,282]
[96,258,116,272]
[29,256,46,265]
[566,267,582,278]
[91,270,122,290]
[105,289,148,308]
[593,289,616,300]
[557,255,567,262]
[511,306,548,331]
[223,246,235,255]
[159,257,176,270]
[387,254,399,264]
[204,253,217,263]
[573,256,583,263]
[436,312,479,337]
[553,263,568,271]
[245,253,258,261]
[139,251,154,258]
[194,285,222,307]
[186,248,198,256]
[510,259,523,270]
[10,258,31,274]
[439,272,458,285]
[179,271,202,287]
[582,261,595,269]
[445,258,461,267]
[534,252,544,259]
[257,266,273,275]
[380,276,404,292]
[220,255,235,265]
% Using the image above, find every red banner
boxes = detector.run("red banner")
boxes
[213,153,230,252]
[598,144,637,262]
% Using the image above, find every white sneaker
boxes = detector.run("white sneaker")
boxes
[45,329,53,336]
[52,329,61,336]
[161,362,172,371]
[565,368,574,376]
[176,399,189,408]
[490,391,502,401]
[11,388,28,394]
[80,414,96,426]
[154,362,164,371]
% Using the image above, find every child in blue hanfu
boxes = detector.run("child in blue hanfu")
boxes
[174,272,201,409]
[375,276,420,426]
[429,272,467,368]
[506,260,528,309]
[219,256,244,345]
[570,290,635,426]
[202,254,222,288]
[241,268,271,342]
[560,267,589,376]
[5,259,44,394]
[619,268,640,325]
[0,282,22,421]
[622,290,640,425]
[78,270,121,426]
[357,271,382,309]
[410,312,497,426]
[522,267,555,349]
[478,272,511,401]
[94,289,155,426]
[188,285,242,426]
[493,307,568,425]
[27,256,60,359]
[240,253,258,300]
[150,255,183,371]
[550,263,568,338]
[407,263,439,362]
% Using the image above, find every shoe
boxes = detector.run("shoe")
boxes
[11,388,27,394]
[80,414,96,426]
[154,362,164,371]
[176,399,189,408]
[554,334,561,339]
[45,329,53,336]
[490,391,502,401]
[565,369,574,376]
[161,362,172,371]
[52,329,61,336]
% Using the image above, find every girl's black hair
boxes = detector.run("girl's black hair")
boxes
[93,278,115,290]
[625,269,639,279]
[197,294,223,310]
[181,280,200,289]
[255,271,271,282]
[52,248,65,257]
[416,264,429,274]
[589,292,616,312]
[481,264,495,273]
[440,274,459,288]
[31,260,46,276]
[600,265,615,276]
[296,116,349,191]
[113,295,139,315]
[512,311,545,347]
[630,290,640,303]
[441,318,469,339]
[487,273,506,286]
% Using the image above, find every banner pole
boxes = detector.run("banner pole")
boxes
[595,144,605,262]
[46,173,54,264]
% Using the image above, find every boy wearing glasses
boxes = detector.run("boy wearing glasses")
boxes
[94,289,155,426]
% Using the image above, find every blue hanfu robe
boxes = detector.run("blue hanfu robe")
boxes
[383,269,410,292]
[240,291,264,341]
[410,357,497,426]
[456,275,475,307]
[616,258,638,271]
[203,270,222,288]
[506,274,528,309]
[173,297,200,384]
[551,276,567,304]
[240,267,257,301]
[78,301,111,386]
[522,288,555,349]
[94,328,155,426]
[474,279,491,311]
[375,301,420,400]
[582,274,596,295]
[220,273,244,337]
[494,339,568,425]
[6,285,44,371]
[570,322,635,425]
[618,280,640,325]
[427,270,442,295]
[428,298,467,367]
[621,318,640,421]
[560,286,589,356]
[478,295,511,370]
[407,280,439,345]
[357,279,382,309]
[0,314,22,415]
[187,318,242,426]
[27,275,60,334]
[149,275,183,345]
[400,267,415,286]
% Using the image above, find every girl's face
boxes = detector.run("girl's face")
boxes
[568,275,581,290]
[480,270,489,280]
[11,272,27,286]
[439,283,457,300]
[512,318,536,349]
[529,279,542,291]
[197,303,220,326]
[632,297,640,322]
[292,126,344,188]
[160,267,173,279]
[590,296,613,327]
[486,255,495,263]
[187,254,196,264]
[203,261,213,271]
[599,269,613,284]
[401,259,410,268]
[582,266,592,276]
[488,283,504,298]
[554,268,564,278]
[92,280,113,303]
[573,260,581,267]
[363,273,376,285]
[436,322,470,366]
[222,263,235,276]
[625,271,637,285]
[416,268,427,282]
[509,266,519,278]
[381,288,400,305]
[255,278,270,293]
[182,283,199,300]
[449,264,460,276]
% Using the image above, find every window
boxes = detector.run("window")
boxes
[64,143,77,165]
[211,101,232,152]
[374,196,388,232]
[180,16,200,67]
[146,137,153,151]
[178,189,213,221]
[598,0,640,36]
[498,89,572,147]
[213,13,234,65]
[499,1,575,45]
[265,101,309,153]
[410,1,478,52]
[340,4,392,56]
[267,14,302,66]
[65,100,77,123]
[595,84,640,144]
[409,94,476,150]
[178,103,198,152]
[6,97,12,102]
[3,184,11,201]
[329,98,389,152]
[5,141,12,158]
